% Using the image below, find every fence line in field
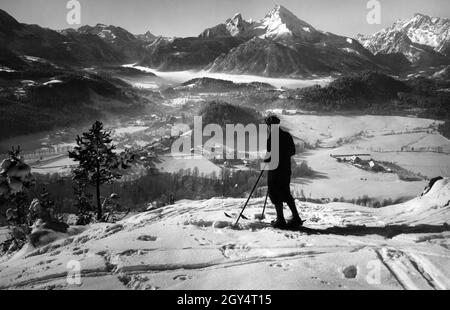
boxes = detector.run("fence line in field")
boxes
[0,145,74,161]
[363,145,450,155]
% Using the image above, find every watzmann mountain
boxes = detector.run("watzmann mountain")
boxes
[199,5,323,42]
[141,5,383,76]
[204,5,383,77]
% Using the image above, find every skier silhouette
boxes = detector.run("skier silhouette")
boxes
[264,115,303,229]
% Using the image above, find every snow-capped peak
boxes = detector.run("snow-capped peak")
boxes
[231,13,243,21]
[259,4,317,40]
[399,13,449,51]
[199,5,320,42]
[224,12,253,37]
[357,13,450,59]
[264,4,301,21]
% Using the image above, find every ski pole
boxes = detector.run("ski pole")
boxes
[234,168,265,226]
[261,189,269,219]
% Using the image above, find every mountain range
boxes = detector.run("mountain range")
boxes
[357,13,450,68]
[0,5,449,77]
[199,6,322,42]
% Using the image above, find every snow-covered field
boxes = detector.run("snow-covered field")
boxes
[282,115,442,147]
[31,157,76,175]
[166,96,205,107]
[156,156,222,176]
[11,113,450,201]
[152,114,449,200]
[292,148,428,200]
[0,178,449,290]
[114,126,149,135]
[281,115,450,200]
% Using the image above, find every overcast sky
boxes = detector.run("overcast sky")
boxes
[1,0,449,37]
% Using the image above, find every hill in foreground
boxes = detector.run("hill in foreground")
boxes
[0,178,449,289]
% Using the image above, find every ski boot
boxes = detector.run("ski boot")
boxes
[286,217,304,230]
[271,218,287,229]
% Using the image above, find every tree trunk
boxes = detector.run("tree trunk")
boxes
[96,163,101,221]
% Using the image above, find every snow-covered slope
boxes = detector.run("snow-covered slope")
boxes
[402,14,450,54]
[76,24,136,44]
[380,178,450,225]
[257,5,321,42]
[357,14,450,65]
[0,179,449,290]
[72,23,145,62]
[200,13,257,39]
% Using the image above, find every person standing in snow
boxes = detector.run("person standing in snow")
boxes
[264,115,303,229]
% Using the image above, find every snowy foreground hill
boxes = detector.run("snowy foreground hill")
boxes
[1,179,450,290]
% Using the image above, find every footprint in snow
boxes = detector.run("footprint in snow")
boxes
[283,232,299,239]
[137,235,158,242]
[194,237,215,246]
[212,221,231,229]
[311,276,332,285]
[219,243,250,258]
[101,224,124,238]
[37,259,55,266]
[308,216,321,223]
[269,262,291,270]
[119,249,151,256]
[173,274,192,281]
[73,248,89,255]
[49,250,61,256]
[342,265,358,279]
[118,274,159,290]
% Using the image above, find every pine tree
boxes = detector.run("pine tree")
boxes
[0,147,34,253]
[69,121,121,221]
[72,168,94,224]
[0,146,33,225]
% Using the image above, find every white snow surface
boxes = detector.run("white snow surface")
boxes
[0,179,449,290]
[357,13,450,59]
[0,66,16,73]
[259,5,316,40]
[114,126,149,135]
[43,80,63,86]
[23,56,42,62]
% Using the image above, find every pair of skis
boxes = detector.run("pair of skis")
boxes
[223,167,308,231]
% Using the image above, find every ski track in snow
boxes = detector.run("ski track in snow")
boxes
[1,180,450,290]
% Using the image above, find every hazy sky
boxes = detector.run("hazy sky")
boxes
[1,0,449,37]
